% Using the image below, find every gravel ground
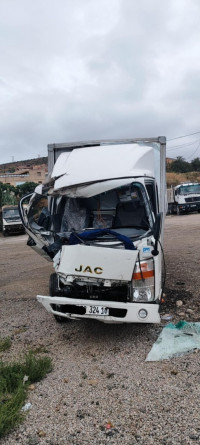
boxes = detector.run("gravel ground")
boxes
[0,214,200,445]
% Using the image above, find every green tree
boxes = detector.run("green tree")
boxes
[0,183,17,207]
[168,156,191,173]
[190,157,200,172]
[16,182,38,198]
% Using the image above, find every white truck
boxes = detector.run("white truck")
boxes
[167,183,200,215]
[19,137,166,324]
[2,205,25,236]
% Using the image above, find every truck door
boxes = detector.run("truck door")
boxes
[19,189,55,261]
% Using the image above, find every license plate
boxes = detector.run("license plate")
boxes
[86,305,109,316]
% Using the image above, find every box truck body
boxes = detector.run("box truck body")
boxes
[19,137,166,323]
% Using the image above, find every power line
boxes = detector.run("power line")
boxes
[185,141,200,161]
[167,131,200,141]
[166,138,200,151]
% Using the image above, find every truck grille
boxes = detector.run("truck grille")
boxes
[60,283,130,303]
[185,197,200,202]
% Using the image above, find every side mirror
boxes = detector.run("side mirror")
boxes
[152,212,163,256]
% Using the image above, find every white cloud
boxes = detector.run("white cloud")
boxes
[0,0,200,163]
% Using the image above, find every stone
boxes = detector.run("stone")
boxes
[37,431,46,438]
[176,300,183,307]
[88,379,99,385]
[186,308,194,314]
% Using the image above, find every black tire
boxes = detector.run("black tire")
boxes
[49,273,69,323]
[49,273,59,296]
[3,231,8,237]
[176,206,180,215]
[198,209,200,213]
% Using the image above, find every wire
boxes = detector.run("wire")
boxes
[185,141,200,161]
[166,138,200,151]
[167,131,200,141]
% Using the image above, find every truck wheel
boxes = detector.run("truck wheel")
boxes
[49,273,69,323]
[198,210,200,213]
[176,206,180,215]
[3,231,8,237]
[49,273,59,296]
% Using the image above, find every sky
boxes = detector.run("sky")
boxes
[1,0,200,164]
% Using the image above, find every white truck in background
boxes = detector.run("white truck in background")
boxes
[2,205,25,236]
[19,137,166,324]
[167,183,200,215]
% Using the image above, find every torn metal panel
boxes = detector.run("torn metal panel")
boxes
[50,178,136,198]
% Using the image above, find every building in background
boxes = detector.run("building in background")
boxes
[0,157,48,187]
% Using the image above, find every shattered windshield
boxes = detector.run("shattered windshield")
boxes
[179,184,200,195]
[56,182,152,236]
[27,182,153,255]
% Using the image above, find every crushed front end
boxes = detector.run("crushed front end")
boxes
[19,179,162,323]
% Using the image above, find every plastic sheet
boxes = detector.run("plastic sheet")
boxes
[146,321,200,361]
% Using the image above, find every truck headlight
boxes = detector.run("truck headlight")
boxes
[132,259,155,302]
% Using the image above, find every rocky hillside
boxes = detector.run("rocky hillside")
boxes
[166,171,200,187]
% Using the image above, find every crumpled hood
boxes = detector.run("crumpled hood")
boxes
[57,244,139,281]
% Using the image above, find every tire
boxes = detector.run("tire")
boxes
[198,209,200,213]
[49,273,59,296]
[49,273,69,323]
[167,205,172,215]
[176,206,180,215]
[3,231,8,237]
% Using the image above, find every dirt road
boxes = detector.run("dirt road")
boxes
[0,214,200,445]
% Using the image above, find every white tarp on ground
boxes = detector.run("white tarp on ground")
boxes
[146,321,200,361]
[51,144,155,191]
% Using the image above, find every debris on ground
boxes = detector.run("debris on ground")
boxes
[105,422,114,429]
[28,384,35,391]
[37,430,46,438]
[146,321,200,361]
[21,403,32,412]
[161,314,173,321]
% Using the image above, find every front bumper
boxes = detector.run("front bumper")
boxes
[3,224,24,232]
[178,203,200,212]
[37,295,161,324]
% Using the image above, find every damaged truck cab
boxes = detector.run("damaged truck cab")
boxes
[19,138,166,323]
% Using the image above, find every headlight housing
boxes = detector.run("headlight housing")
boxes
[132,259,155,302]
